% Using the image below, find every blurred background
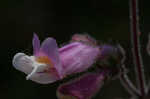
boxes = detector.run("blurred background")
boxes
[1,0,150,99]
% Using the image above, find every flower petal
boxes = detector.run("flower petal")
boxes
[12,53,60,84]
[28,72,60,84]
[32,33,40,55]
[57,72,105,99]
[59,42,100,75]
[40,37,63,78]
[12,53,33,74]
[59,42,80,53]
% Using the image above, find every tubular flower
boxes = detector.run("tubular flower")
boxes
[13,34,63,84]
[57,72,106,99]
[12,33,100,84]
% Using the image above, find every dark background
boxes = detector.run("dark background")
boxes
[1,0,150,99]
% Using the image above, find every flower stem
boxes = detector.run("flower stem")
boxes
[130,0,146,97]
[120,65,140,97]
[120,73,140,96]
[117,44,140,96]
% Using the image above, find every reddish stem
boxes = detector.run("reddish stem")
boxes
[130,0,146,97]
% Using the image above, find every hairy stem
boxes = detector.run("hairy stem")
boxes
[119,64,140,97]
[117,44,140,96]
[130,0,146,97]
[120,73,140,97]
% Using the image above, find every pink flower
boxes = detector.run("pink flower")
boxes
[57,72,106,99]
[12,34,100,84]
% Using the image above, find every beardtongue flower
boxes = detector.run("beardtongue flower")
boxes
[13,34,63,84]
[12,33,100,84]
[57,72,106,99]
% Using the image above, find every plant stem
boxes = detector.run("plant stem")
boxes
[130,0,146,97]
[120,72,140,97]
[117,45,140,96]
[119,64,140,97]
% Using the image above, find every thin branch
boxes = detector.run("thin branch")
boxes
[120,73,140,97]
[120,65,140,97]
[130,0,146,97]
[117,45,140,96]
